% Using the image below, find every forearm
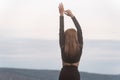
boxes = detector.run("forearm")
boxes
[60,16,64,32]
[59,16,65,47]
[71,16,81,30]
[72,16,83,45]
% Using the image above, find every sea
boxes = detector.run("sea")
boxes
[0,38,120,74]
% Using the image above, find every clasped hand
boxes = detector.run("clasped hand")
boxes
[58,3,74,17]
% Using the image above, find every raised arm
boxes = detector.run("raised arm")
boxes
[59,3,65,48]
[72,17,83,46]
[65,10,83,47]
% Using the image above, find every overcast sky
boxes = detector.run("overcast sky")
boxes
[0,0,120,74]
[0,0,120,40]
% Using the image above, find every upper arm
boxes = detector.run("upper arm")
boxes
[77,30,83,47]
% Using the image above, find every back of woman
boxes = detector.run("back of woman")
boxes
[58,3,83,80]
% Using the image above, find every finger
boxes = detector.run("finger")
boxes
[64,12,68,15]
[59,3,62,9]
[60,2,63,6]
[59,3,61,6]
[65,10,69,12]
[64,10,67,12]
[60,3,64,8]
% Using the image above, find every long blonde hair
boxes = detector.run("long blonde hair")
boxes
[64,28,80,56]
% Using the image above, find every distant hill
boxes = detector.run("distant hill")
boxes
[0,68,120,80]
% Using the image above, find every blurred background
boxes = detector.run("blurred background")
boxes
[0,0,120,74]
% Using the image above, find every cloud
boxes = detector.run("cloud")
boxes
[0,0,120,40]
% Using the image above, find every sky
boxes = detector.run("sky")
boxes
[0,0,120,75]
[0,0,120,40]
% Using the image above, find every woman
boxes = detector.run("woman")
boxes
[58,3,83,80]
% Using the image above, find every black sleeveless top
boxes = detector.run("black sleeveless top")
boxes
[59,16,83,63]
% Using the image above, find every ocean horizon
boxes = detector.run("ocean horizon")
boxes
[0,38,120,74]
[0,68,119,80]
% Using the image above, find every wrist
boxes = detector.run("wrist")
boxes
[71,15,75,18]
[60,13,64,16]
[70,15,74,18]
[60,15,64,17]
[70,13,74,18]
